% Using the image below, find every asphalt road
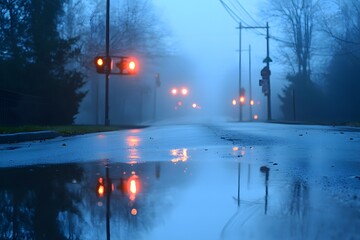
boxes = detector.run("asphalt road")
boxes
[0,122,359,239]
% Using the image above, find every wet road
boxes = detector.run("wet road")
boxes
[0,122,360,239]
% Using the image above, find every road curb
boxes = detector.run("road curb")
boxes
[0,131,61,144]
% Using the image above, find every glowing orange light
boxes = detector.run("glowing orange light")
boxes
[253,114,259,120]
[129,60,136,70]
[239,96,245,104]
[131,208,138,216]
[98,185,104,196]
[97,177,105,197]
[250,100,255,106]
[96,58,104,66]
[232,99,237,106]
[127,175,140,201]
[171,88,178,95]
[233,146,239,151]
[130,179,137,194]
[181,88,188,95]
[127,136,140,147]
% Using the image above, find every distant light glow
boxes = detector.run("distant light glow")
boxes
[253,114,259,120]
[181,88,188,95]
[192,103,197,108]
[250,100,255,106]
[239,96,245,104]
[171,88,178,95]
[178,101,182,106]
[232,99,237,106]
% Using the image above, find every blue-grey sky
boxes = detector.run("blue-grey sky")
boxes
[152,0,282,120]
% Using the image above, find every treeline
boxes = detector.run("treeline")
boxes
[267,0,360,123]
[0,0,168,125]
[0,0,86,125]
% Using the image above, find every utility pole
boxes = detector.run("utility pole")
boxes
[104,0,110,126]
[240,23,272,121]
[249,45,252,121]
[238,22,242,122]
[219,1,271,121]
[266,22,272,121]
[105,0,111,238]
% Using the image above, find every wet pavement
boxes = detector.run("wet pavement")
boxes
[0,123,359,239]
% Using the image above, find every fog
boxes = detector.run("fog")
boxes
[76,0,284,125]
[2,0,359,125]
[74,0,360,125]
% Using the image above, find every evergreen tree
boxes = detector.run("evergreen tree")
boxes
[0,0,86,125]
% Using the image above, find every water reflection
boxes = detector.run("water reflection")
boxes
[170,148,189,163]
[0,164,83,239]
[221,160,359,240]
[0,160,192,240]
[126,135,141,163]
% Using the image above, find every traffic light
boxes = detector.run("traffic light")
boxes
[94,56,112,74]
[239,88,245,105]
[239,96,245,105]
[116,57,138,75]
[181,88,188,95]
[259,78,269,96]
[260,66,270,96]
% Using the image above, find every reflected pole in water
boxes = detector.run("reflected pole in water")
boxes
[237,162,241,207]
[106,165,111,240]
[260,166,269,215]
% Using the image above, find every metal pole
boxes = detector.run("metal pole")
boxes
[104,0,110,126]
[237,162,241,207]
[249,44,252,121]
[238,22,242,122]
[266,22,272,121]
[106,165,111,240]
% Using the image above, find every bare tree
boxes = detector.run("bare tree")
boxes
[321,0,360,58]
[266,0,321,77]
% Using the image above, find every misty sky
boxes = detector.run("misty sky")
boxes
[152,0,282,120]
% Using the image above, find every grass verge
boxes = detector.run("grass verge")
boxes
[0,125,144,136]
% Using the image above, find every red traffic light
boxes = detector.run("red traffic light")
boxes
[94,56,112,74]
[239,96,245,104]
[117,57,138,75]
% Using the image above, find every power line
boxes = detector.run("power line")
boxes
[232,0,262,26]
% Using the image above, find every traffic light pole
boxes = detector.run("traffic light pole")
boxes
[238,22,242,122]
[266,22,271,121]
[104,0,110,126]
[240,22,272,121]
[105,2,111,239]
